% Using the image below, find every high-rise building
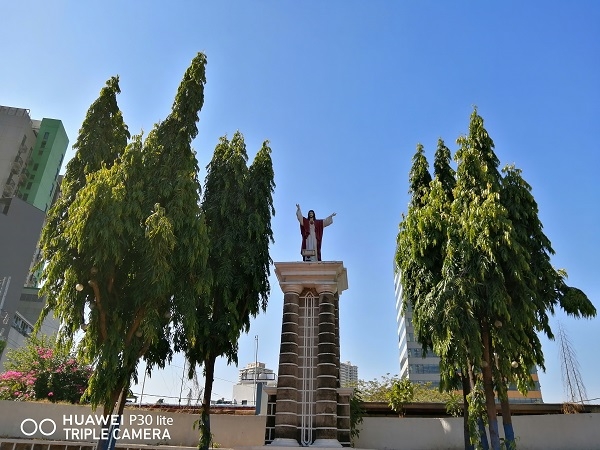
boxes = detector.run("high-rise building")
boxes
[0,106,67,365]
[339,361,358,387]
[394,269,543,403]
[394,271,442,387]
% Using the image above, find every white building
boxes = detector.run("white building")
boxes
[232,361,276,406]
[339,361,358,387]
[394,271,441,387]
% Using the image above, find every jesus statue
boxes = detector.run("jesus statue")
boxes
[296,204,336,262]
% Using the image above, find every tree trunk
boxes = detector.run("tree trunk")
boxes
[102,388,122,416]
[467,363,489,450]
[481,323,501,450]
[498,385,516,449]
[117,381,130,416]
[95,387,123,450]
[106,385,129,450]
[478,418,490,450]
[199,356,216,450]
[461,373,474,450]
[95,379,131,450]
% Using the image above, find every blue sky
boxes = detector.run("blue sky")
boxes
[1,1,599,405]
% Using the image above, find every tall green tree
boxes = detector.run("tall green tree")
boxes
[396,144,433,350]
[433,138,456,198]
[494,162,595,447]
[38,76,129,343]
[37,53,209,425]
[396,109,596,450]
[448,111,515,450]
[432,138,484,450]
[186,132,275,450]
[398,141,484,450]
[39,78,129,318]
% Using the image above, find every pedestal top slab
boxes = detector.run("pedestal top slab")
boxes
[274,261,348,295]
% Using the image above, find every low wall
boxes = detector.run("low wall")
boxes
[354,414,600,450]
[1,401,600,450]
[0,401,265,448]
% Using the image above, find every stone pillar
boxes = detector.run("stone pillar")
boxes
[313,286,342,447]
[334,295,341,386]
[271,262,348,447]
[272,284,303,446]
[336,388,353,447]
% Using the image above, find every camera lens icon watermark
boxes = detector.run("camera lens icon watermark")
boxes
[20,418,57,437]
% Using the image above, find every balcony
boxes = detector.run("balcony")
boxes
[2,179,16,197]
[12,312,34,338]
[18,171,28,185]
[10,157,24,175]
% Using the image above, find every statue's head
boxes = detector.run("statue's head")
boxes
[308,210,315,219]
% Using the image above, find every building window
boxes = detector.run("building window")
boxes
[40,141,47,149]
[23,193,29,201]
[407,348,438,358]
[43,132,49,139]
[21,135,27,146]
[408,364,440,375]
[26,182,32,190]
[33,163,39,171]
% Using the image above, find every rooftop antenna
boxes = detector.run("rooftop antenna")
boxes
[253,335,259,406]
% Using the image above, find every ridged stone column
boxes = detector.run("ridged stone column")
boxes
[336,389,353,446]
[314,286,342,447]
[334,294,341,386]
[272,284,303,446]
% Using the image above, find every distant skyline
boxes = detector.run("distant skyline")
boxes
[1,1,598,405]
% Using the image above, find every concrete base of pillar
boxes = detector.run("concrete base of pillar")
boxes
[268,438,300,447]
[310,439,342,448]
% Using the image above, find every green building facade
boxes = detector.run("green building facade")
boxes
[17,118,67,212]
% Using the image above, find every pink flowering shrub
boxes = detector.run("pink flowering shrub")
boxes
[0,370,36,400]
[0,335,91,403]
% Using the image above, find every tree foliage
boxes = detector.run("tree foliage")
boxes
[185,132,275,450]
[396,108,596,450]
[355,374,457,404]
[349,387,365,445]
[36,53,209,417]
[389,378,415,415]
[355,374,400,402]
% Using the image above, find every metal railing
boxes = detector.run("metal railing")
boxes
[299,291,317,446]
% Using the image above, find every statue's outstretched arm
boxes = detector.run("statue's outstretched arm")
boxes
[324,212,336,227]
